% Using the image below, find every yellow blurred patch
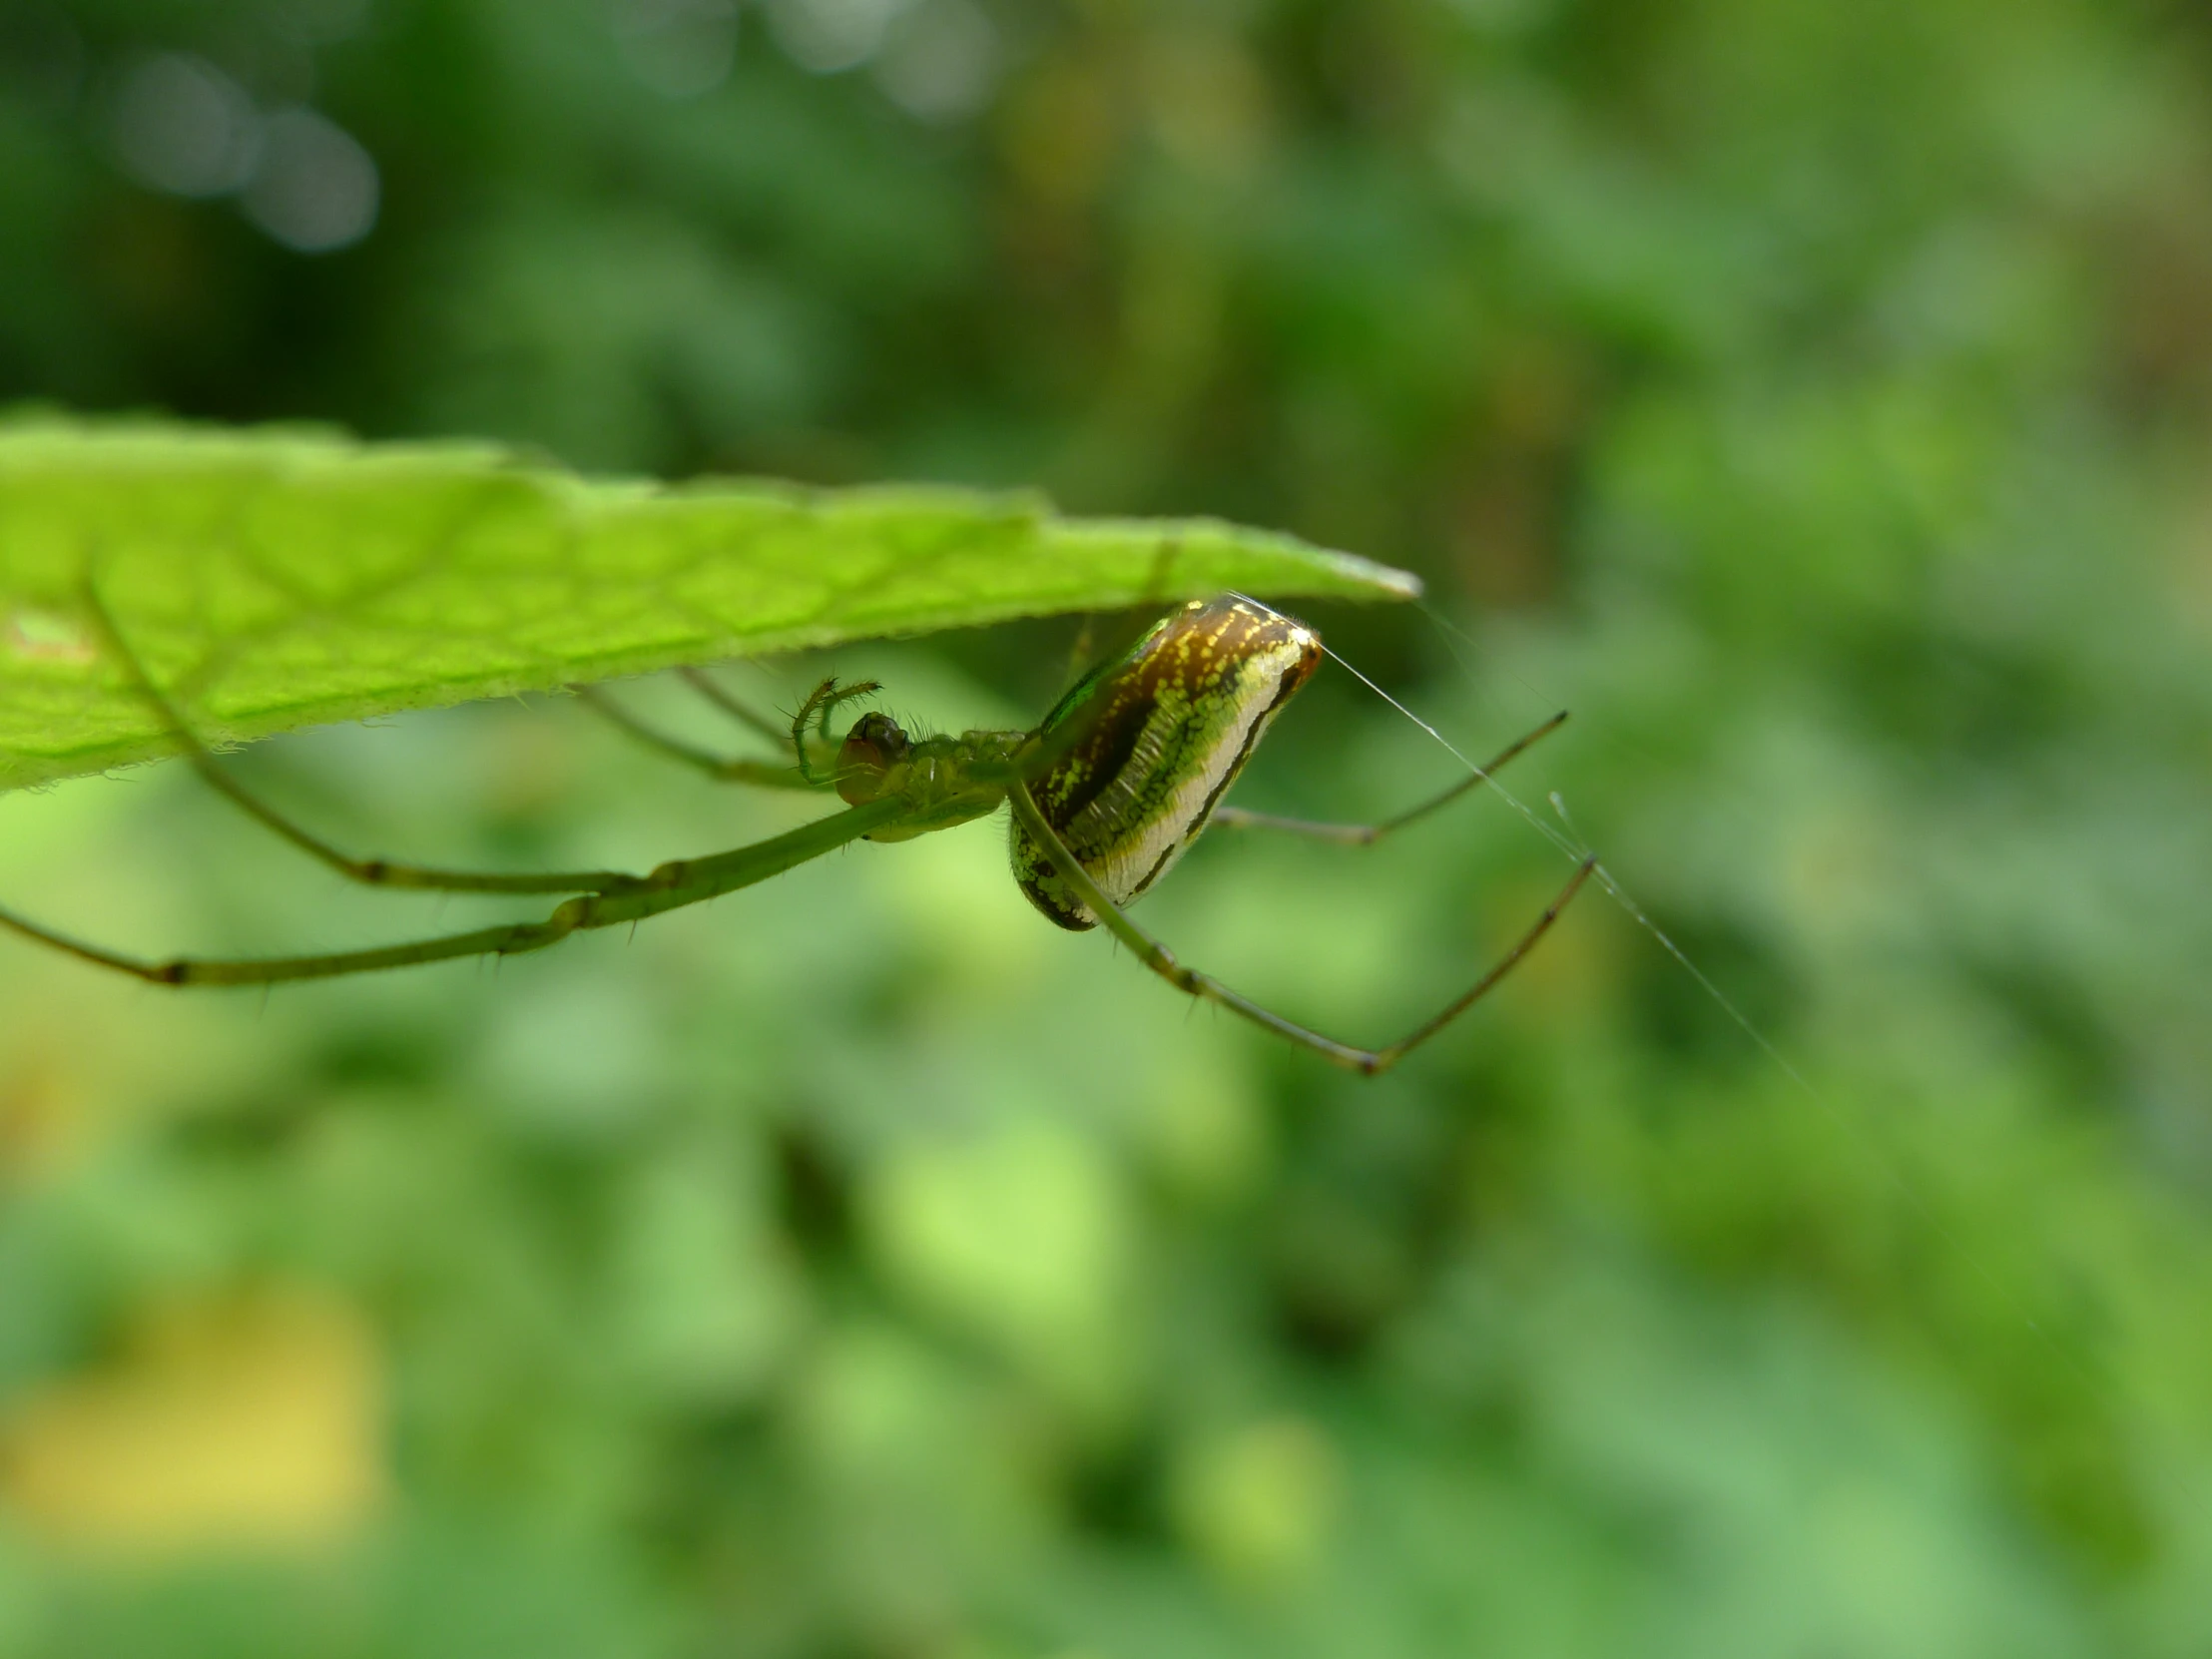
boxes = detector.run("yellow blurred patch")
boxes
[1170,1415,1341,1587]
[1000,57,1122,211]
[1144,33,1272,179]
[0,1047,91,1184]
[1,1287,384,1560]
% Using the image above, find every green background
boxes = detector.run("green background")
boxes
[3,1,2211,1654]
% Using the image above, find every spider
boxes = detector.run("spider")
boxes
[0,592,1592,1075]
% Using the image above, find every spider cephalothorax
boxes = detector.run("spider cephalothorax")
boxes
[827,707,1025,843]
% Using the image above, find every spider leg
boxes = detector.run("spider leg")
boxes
[1009,778,1594,1076]
[1055,596,1180,702]
[1060,613,1100,690]
[678,666,793,747]
[0,798,908,986]
[76,586,639,897]
[791,677,881,784]
[572,684,821,791]
[1211,710,1569,846]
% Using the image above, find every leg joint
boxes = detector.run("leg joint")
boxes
[539,897,594,936]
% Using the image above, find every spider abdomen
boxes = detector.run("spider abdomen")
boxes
[1010,596,1322,930]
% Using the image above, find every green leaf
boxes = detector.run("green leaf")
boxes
[0,417,1416,792]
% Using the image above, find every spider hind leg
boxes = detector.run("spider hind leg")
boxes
[1009,776,1595,1076]
[1211,710,1570,846]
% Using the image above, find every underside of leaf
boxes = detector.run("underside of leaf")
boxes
[0,417,1417,791]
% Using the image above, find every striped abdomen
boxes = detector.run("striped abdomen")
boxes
[1010,596,1323,930]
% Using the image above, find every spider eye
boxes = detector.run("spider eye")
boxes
[835,712,909,805]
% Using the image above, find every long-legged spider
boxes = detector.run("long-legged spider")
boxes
[0,593,1592,1075]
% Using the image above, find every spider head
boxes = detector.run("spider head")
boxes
[834,711,911,805]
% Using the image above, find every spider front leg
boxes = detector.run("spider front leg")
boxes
[572,683,821,791]
[1008,779,1595,1075]
[0,798,910,986]
[78,586,638,898]
[678,666,795,748]
[791,677,882,786]
[1210,710,1569,846]
[577,668,887,791]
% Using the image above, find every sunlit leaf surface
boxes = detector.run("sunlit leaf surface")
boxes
[0,419,1414,790]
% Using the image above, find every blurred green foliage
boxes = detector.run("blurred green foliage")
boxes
[2,0,2211,1655]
